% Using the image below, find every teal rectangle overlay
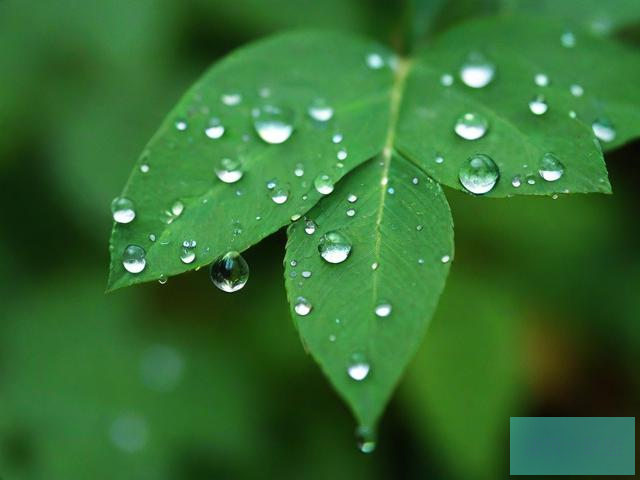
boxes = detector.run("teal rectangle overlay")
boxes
[510,417,635,475]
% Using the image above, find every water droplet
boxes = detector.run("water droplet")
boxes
[175,119,188,131]
[314,174,335,195]
[294,163,304,177]
[570,84,584,97]
[329,334,337,342]
[253,105,294,144]
[418,258,425,265]
[112,197,136,224]
[332,133,343,144]
[149,234,156,242]
[308,99,334,122]
[371,262,379,270]
[454,112,488,140]
[440,73,454,86]
[416,224,423,231]
[109,414,148,453]
[123,245,146,273]
[355,426,376,454]
[221,93,242,106]
[169,200,185,220]
[569,110,577,119]
[459,52,495,88]
[290,214,302,222]
[294,296,312,316]
[271,186,290,204]
[592,118,616,143]
[366,53,384,69]
[347,353,370,381]
[534,73,550,87]
[205,118,225,139]
[337,149,348,161]
[209,251,249,293]
[375,303,392,317]
[346,208,356,217]
[347,193,358,203]
[441,255,451,263]
[511,176,522,188]
[526,175,536,185]
[528,95,548,115]
[304,219,317,235]
[435,154,444,164]
[318,231,352,264]
[538,153,565,182]
[561,31,576,48]
[412,177,419,185]
[158,274,168,284]
[140,163,150,173]
[180,240,196,264]
[214,158,243,184]
[458,154,499,194]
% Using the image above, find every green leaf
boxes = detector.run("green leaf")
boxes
[284,157,454,429]
[108,31,394,290]
[397,16,640,197]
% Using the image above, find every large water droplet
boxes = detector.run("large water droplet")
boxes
[294,296,312,316]
[112,197,136,224]
[180,240,196,264]
[205,118,225,139]
[592,118,616,143]
[458,154,499,194]
[454,112,488,140]
[538,153,565,182]
[375,303,392,317]
[308,99,334,122]
[318,231,352,264]
[347,353,370,381]
[215,158,243,184]
[459,52,495,88]
[123,245,146,273]
[528,95,548,115]
[209,251,249,293]
[314,174,335,195]
[270,186,290,204]
[253,105,294,144]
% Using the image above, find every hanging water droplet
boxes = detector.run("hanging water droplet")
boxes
[123,245,146,273]
[346,208,356,217]
[253,105,294,144]
[440,73,454,86]
[111,197,136,224]
[214,158,243,184]
[459,52,495,88]
[512,176,522,188]
[318,231,352,264]
[158,274,168,284]
[355,426,376,454]
[205,118,225,139]
[592,118,616,143]
[454,112,488,140]
[366,52,384,69]
[347,353,370,381]
[314,174,335,195]
[375,303,392,318]
[294,296,312,316]
[561,31,576,48]
[308,99,334,122]
[332,133,343,144]
[221,93,242,106]
[528,95,548,115]
[458,154,499,194]
[209,251,249,293]
[304,219,317,235]
[294,163,305,177]
[347,193,358,203]
[337,149,348,161]
[534,73,550,87]
[270,186,290,204]
[441,255,451,263]
[180,240,196,264]
[570,84,584,97]
[175,119,188,131]
[538,153,565,182]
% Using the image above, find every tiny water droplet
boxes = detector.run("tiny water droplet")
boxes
[459,52,495,88]
[205,118,225,139]
[149,234,156,242]
[175,119,188,131]
[375,303,392,317]
[441,255,451,263]
[308,99,334,122]
[329,334,337,342]
[347,193,358,203]
[511,176,522,188]
[314,174,335,195]
[294,163,305,177]
[290,213,302,222]
[454,112,488,140]
[253,105,294,144]
[140,163,150,173]
[290,259,297,267]
[294,296,312,316]
[570,84,584,97]
[458,154,499,194]
[416,224,423,231]
[534,73,550,87]
[569,110,577,119]
[112,197,136,224]
[158,274,168,284]
[366,52,384,69]
[526,175,536,185]
[318,231,352,264]
[592,118,616,143]
[332,133,343,144]
[304,219,317,235]
[171,201,184,217]
[412,177,419,185]
[270,186,290,204]
[215,158,243,184]
[538,153,565,182]
[210,251,249,292]
[123,245,146,273]
[529,95,548,115]
[346,208,356,217]
[435,154,444,164]
[561,31,576,48]
[221,93,242,106]
[337,149,348,161]
[371,262,379,270]
[440,73,454,86]
[347,353,370,381]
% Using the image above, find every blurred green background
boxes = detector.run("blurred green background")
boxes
[1,1,638,478]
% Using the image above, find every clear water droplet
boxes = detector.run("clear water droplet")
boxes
[332,133,343,144]
[294,163,305,177]
[140,163,150,173]
[412,177,419,185]
[347,193,358,203]
[346,208,356,217]
[215,158,243,184]
[308,99,334,122]
[416,224,423,231]
[366,53,384,69]
[569,110,577,119]
[123,245,146,273]
[301,270,312,279]
[459,52,495,88]
[112,197,136,224]
[158,274,168,284]
[538,153,565,182]
[561,31,576,48]
[534,73,550,87]
[526,175,536,185]
[375,303,392,317]
[171,200,184,217]
[511,176,522,188]
[180,240,196,264]
[440,73,454,86]
[454,112,488,140]
[271,185,290,204]
[371,262,379,270]
[221,93,242,106]
[592,118,616,143]
[570,84,584,97]
[337,149,348,161]
[318,231,352,264]
[175,119,188,131]
[435,154,444,164]
[304,220,317,235]
[253,105,294,144]
[209,251,249,292]
[347,353,370,381]
[314,174,335,195]
[205,118,225,139]
[529,95,548,115]
[355,426,376,454]
[458,154,499,194]
[294,296,312,316]
[441,255,451,263]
